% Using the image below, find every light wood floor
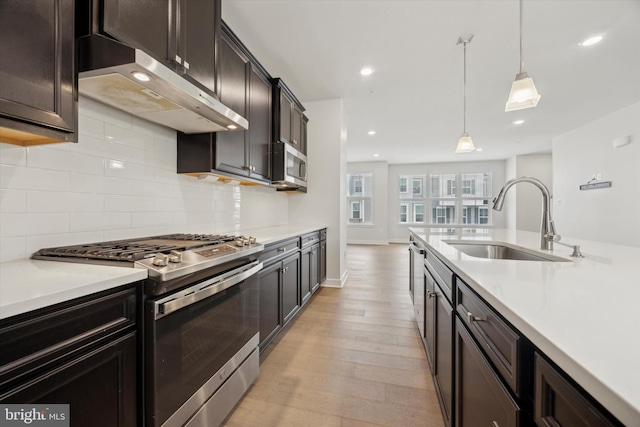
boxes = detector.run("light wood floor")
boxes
[223,244,445,427]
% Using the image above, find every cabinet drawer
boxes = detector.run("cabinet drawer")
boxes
[425,248,454,302]
[0,284,137,389]
[456,279,523,397]
[259,238,299,265]
[456,319,521,427]
[534,354,621,427]
[300,231,320,248]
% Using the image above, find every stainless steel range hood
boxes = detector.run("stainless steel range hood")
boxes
[77,35,248,134]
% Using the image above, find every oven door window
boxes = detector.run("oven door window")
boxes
[149,276,258,426]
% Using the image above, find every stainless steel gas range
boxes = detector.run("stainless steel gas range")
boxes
[33,233,264,427]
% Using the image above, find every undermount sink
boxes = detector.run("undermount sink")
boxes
[443,240,572,262]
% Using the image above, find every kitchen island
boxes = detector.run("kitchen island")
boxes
[410,227,639,427]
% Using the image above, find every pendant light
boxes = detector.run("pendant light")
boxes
[455,35,475,154]
[505,0,541,112]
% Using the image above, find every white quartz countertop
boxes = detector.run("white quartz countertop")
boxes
[409,228,640,427]
[233,224,327,245]
[0,259,147,321]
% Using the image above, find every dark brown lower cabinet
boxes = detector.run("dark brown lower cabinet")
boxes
[318,236,327,286]
[300,244,319,306]
[282,253,300,325]
[433,281,454,427]
[534,354,621,427]
[259,261,282,351]
[455,319,521,427]
[0,284,139,427]
[1,333,137,427]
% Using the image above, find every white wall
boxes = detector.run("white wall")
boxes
[552,102,640,247]
[388,160,507,242]
[0,97,289,262]
[505,156,517,229]
[507,153,553,233]
[288,99,348,287]
[346,161,388,244]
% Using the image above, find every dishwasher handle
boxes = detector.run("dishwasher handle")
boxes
[154,261,263,319]
[409,242,425,255]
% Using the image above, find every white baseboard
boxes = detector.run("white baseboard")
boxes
[346,240,389,245]
[321,269,349,288]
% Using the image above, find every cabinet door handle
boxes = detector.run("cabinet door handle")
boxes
[292,139,298,145]
[466,311,486,323]
[278,247,287,252]
[175,55,182,64]
[183,60,190,70]
[427,291,437,298]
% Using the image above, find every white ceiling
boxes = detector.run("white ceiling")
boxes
[222,0,640,164]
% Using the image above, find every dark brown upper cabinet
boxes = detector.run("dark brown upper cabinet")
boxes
[83,0,219,96]
[272,78,307,155]
[0,0,77,146]
[177,23,272,183]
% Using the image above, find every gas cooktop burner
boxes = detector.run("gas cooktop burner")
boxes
[32,233,263,284]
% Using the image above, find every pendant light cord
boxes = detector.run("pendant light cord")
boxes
[463,40,467,133]
[519,0,524,74]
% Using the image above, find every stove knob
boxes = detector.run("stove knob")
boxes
[168,250,182,263]
[249,236,257,244]
[235,239,245,247]
[152,254,168,267]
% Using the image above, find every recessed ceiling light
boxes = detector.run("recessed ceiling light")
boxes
[131,71,151,82]
[512,119,525,125]
[580,35,603,47]
[373,153,380,157]
[368,130,376,135]
[360,67,374,76]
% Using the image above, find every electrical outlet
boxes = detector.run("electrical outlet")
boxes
[596,173,602,181]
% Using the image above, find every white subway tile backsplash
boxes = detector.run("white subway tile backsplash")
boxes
[78,114,105,139]
[27,147,104,175]
[132,116,176,142]
[79,97,132,129]
[0,189,26,212]
[0,213,69,237]
[0,165,69,191]
[0,144,27,166]
[132,212,173,228]
[105,195,156,212]
[0,101,287,262]
[70,212,131,232]
[0,237,27,262]
[104,123,151,151]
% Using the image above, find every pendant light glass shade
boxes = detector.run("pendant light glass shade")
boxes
[505,0,540,112]
[505,72,541,111]
[455,132,475,153]
[455,35,475,153]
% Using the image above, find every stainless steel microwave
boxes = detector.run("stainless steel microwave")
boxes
[271,142,307,192]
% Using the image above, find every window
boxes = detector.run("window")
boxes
[399,177,408,195]
[398,175,426,224]
[413,204,425,223]
[348,173,373,225]
[429,173,492,225]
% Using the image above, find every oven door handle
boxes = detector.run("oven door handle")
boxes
[154,261,263,319]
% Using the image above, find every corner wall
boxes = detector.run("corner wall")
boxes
[288,99,348,287]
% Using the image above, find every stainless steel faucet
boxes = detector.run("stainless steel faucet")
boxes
[492,177,557,251]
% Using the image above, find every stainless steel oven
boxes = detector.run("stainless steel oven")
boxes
[146,260,262,427]
[32,233,264,427]
[271,141,307,191]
